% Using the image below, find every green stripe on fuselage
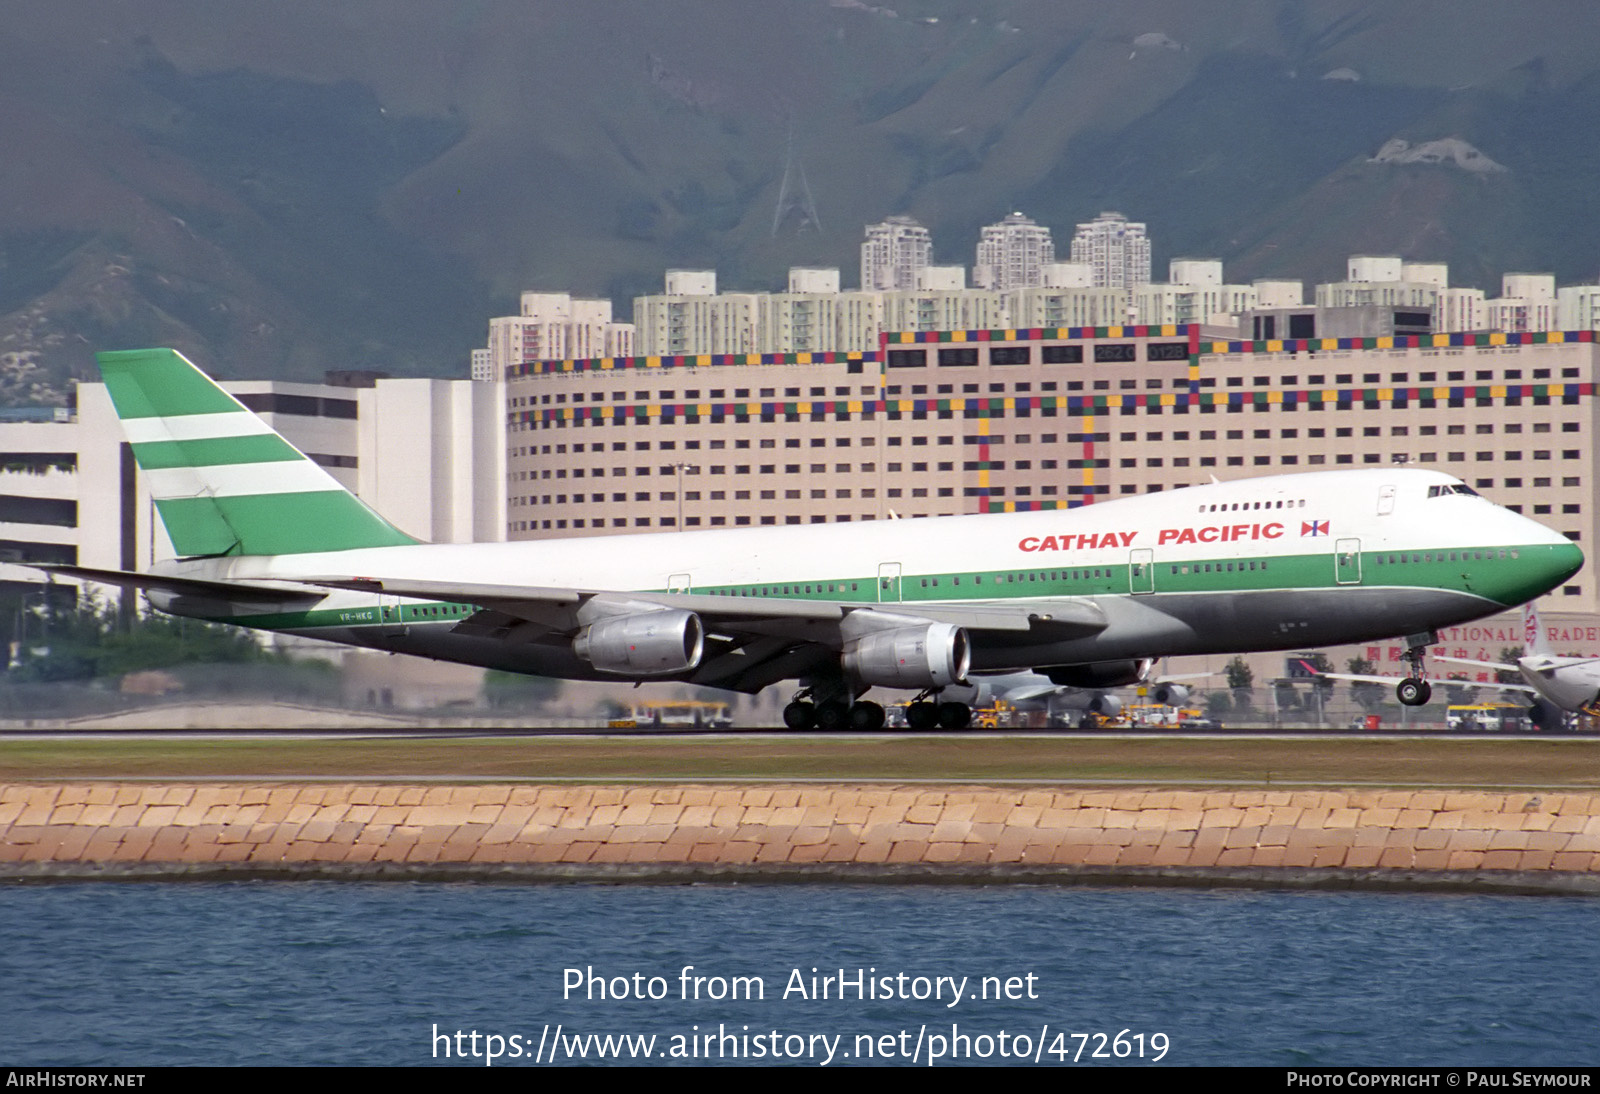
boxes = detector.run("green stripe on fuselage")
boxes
[131,433,303,470]
[99,349,244,419]
[205,541,1575,632]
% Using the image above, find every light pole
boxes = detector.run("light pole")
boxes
[669,462,698,531]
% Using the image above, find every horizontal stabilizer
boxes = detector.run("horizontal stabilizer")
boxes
[37,564,327,607]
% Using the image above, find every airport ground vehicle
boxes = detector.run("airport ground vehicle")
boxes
[611,699,734,730]
[1445,703,1532,732]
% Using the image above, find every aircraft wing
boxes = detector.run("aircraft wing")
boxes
[300,574,1110,693]
[1319,669,1537,696]
[1436,655,1518,672]
[1317,671,1400,685]
[989,680,1067,703]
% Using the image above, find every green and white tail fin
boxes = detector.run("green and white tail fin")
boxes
[99,348,420,557]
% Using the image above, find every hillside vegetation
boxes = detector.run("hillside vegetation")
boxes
[2,1,1597,403]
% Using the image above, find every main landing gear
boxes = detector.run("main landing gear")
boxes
[783,691,887,731]
[1395,631,1438,707]
[904,697,972,731]
[783,688,971,731]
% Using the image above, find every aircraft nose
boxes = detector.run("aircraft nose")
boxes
[1547,539,1585,585]
[1516,537,1584,604]
[1486,510,1584,607]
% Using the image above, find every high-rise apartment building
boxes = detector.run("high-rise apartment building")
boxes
[974,212,1054,292]
[1070,211,1152,290]
[1135,259,1258,327]
[482,292,634,384]
[860,216,933,291]
[1489,274,1558,334]
[634,271,761,357]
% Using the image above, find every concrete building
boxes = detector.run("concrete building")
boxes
[1254,280,1305,309]
[484,292,634,386]
[974,212,1055,292]
[757,271,880,355]
[1135,259,1258,328]
[471,348,494,383]
[879,287,1006,334]
[860,216,933,292]
[634,271,762,357]
[1437,287,1488,334]
[501,317,1600,713]
[1240,304,1436,342]
[1314,256,1486,334]
[1070,211,1152,290]
[1006,284,1130,329]
[1488,274,1558,334]
[1558,284,1600,332]
[503,324,1596,625]
[918,266,967,291]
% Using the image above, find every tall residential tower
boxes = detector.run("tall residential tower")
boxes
[973,212,1054,292]
[860,216,933,291]
[1070,211,1152,290]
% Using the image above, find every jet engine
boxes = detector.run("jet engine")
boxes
[1151,683,1191,706]
[1084,692,1123,717]
[1526,698,1564,730]
[842,623,970,689]
[1043,660,1147,689]
[573,609,704,675]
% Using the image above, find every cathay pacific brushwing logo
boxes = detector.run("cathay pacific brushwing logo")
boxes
[1301,520,1330,537]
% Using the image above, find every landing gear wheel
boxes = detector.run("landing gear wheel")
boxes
[849,701,886,731]
[1396,634,1435,709]
[1396,678,1432,707]
[936,701,972,730]
[782,701,816,729]
[814,700,851,731]
[905,701,938,731]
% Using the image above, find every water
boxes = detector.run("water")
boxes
[2,883,1596,1066]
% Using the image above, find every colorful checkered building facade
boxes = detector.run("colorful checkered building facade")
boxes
[503,324,1597,623]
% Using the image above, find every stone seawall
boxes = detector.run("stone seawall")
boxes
[5,783,1600,889]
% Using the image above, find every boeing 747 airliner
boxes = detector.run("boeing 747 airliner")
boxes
[41,349,1585,730]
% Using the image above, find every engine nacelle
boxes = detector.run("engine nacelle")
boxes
[573,610,703,676]
[1043,660,1146,689]
[842,623,970,689]
[1085,692,1123,717]
[1527,698,1563,730]
[1151,683,1190,706]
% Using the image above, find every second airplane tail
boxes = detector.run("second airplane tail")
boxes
[1523,601,1552,657]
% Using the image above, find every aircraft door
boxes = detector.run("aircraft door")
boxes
[877,562,902,603]
[1129,548,1155,594]
[1335,538,1362,585]
[380,594,408,637]
[1377,485,1396,516]
[668,573,691,594]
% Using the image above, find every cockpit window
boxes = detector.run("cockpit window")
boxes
[1427,484,1480,498]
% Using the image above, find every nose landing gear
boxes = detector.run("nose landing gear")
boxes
[1395,631,1438,707]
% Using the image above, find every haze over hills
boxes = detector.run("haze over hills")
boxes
[3,0,1599,404]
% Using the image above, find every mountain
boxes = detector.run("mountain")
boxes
[3,0,1599,403]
